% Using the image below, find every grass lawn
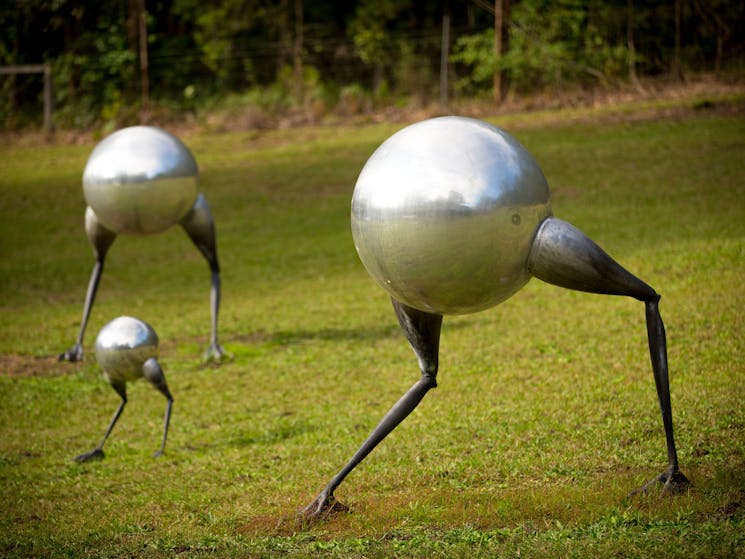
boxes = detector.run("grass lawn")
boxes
[1,99,743,557]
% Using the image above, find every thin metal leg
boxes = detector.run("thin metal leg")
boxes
[74,381,127,462]
[300,301,443,521]
[59,258,105,362]
[207,268,222,359]
[60,208,116,362]
[153,399,173,458]
[180,194,226,362]
[630,297,689,494]
[143,357,174,457]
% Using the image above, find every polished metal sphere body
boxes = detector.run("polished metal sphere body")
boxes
[351,116,552,315]
[95,316,159,383]
[83,126,199,235]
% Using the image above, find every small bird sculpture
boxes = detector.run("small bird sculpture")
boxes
[74,316,173,462]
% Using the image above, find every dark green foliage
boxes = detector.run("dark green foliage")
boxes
[1,1,743,130]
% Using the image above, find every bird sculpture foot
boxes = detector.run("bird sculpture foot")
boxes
[204,343,229,364]
[629,466,690,497]
[298,491,349,525]
[152,450,164,458]
[59,344,84,362]
[73,448,104,462]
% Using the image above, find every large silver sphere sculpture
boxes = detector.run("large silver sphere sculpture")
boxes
[74,316,173,462]
[352,116,551,314]
[82,125,199,235]
[301,116,689,521]
[59,126,225,363]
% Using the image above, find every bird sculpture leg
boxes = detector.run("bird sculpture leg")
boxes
[142,357,174,457]
[60,208,117,362]
[180,193,226,362]
[632,296,690,494]
[527,217,689,495]
[300,300,443,522]
[74,379,127,462]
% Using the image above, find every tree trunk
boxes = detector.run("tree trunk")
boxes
[627,0,643,91]
[127,0,139,99]
[277,0,290,74]
[440,10,450,107]
[671,0,684,81]
[127,0,139,51]
[715,35,724,75]
[293,0,304,104]
[693,0,730,77]
[493,0,510,104]
[64,0,81,99]
[138,0,150,110]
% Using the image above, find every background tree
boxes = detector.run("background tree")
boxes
[348,0,411,97]
[494,0,510,103]
[671,0,684,81]
[694,0,738,76]
[1,0,743,130]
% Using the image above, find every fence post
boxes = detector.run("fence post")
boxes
[0,64,54,134]
[440,12,450,107]
[43,64,54,134]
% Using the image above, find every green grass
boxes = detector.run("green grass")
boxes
[1,103,744,557]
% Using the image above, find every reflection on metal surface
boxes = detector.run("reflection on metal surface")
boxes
[95,316,159,383]
[83,126,198,235]
[352,116,552,314]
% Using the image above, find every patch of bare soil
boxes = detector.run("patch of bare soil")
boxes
[0,353,72,378]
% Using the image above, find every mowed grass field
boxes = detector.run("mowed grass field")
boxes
[1,101,743,557]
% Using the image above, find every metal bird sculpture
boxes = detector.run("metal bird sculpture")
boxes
[74,316,173,461]
[59,126,225,363]
[301,116,689,520]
